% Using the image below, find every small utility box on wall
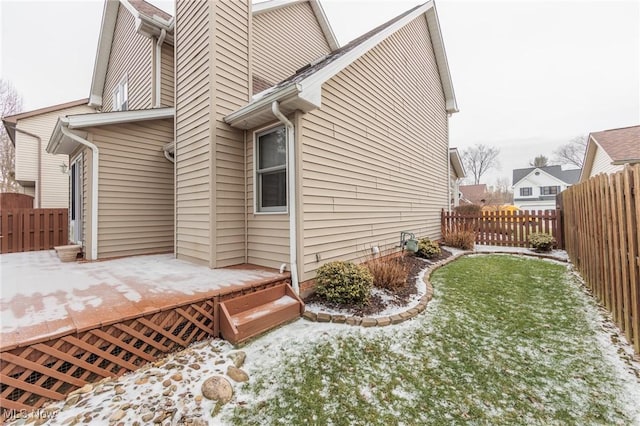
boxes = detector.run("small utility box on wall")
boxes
[401,231,418,253]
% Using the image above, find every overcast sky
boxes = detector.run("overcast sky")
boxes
[1,0,638,185]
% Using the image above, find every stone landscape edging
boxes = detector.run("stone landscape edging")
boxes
[302,248,568,327]
[302,253,463,327]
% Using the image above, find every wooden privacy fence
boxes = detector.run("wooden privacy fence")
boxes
[441,209,563,248]
[0,209,68,254]
[562,164,640,354]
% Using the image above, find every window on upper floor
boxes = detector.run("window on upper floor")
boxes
[255,125,287,213]
[519,187,533,196]
[540,186,560,195]
[113,77,128,111]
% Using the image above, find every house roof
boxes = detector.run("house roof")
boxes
[253,0,339,51]
[459,184,487,204]
[225,1,457,129]
[512,165,581,186]
[589,125,640,164]
[89,0,174,108]
[47,107,174,155]
[2,98,90,145]
[88,0,338,109]
[449,148,465,178]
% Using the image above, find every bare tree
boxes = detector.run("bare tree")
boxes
[529,155,550,167]
[485,176,513,205]
[0,79,23,192]
[553,135,587,168]
[461,143,500,185]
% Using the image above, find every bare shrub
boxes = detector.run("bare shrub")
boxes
[443,223,476,250]
[366,255,409,290]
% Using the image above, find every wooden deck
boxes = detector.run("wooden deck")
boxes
[0,253,291,413]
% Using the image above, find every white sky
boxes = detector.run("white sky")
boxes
[1,0,638,185]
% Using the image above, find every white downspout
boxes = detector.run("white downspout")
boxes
[154,29,167,108]
[59,118,99,261]
[271,101,299,295]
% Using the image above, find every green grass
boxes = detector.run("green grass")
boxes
[226,255,639,425]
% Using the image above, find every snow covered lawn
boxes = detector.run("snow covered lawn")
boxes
[227,255,640,425]
[12,254,640,425]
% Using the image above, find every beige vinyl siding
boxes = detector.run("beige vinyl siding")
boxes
[590,146,623,178]
[246,124,290,269]
[252,2,331,89]
[14,132,37,183]
[299,15,449,281]
[175,0,249,267]
[213,0,250,267]
[103,4,153,112]
[175,0,212,265]
[88,119,174,258]
[160,42,175,107]
[14,105,95,208]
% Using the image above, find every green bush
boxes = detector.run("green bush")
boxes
[529,233,556,252]
[416,237,441,259]
[315,261,373,304]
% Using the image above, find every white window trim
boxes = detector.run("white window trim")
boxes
[253,124,288,215]
[112,75,128,112]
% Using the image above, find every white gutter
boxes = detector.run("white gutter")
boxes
[271,101,299,295]
[59,118,99,261]
[154,29,167,108]
[162,141,175,163]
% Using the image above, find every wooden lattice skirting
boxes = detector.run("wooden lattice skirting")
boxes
[1,278,288,414]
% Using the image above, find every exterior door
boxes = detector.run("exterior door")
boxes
[70,156,83,244]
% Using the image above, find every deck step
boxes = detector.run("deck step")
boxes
[219,283,304,345]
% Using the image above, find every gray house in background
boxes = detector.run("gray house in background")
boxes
[512,165,581,211]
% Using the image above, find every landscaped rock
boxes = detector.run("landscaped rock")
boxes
[227,351,246,368]
[114,385,126,395]
[377,317,392,326]
[361,318,377,327]
[316,312,331,322]
[227,366,249,382]
[302,311,317,321]
[332,315,347,323]
[345,317,362,326]
[190,363,201,370]
[141,412,154,422]
[171,373,183,382]
[201,376,233,403]
[109,409,125,422]
[162,379,172,387]
[390,314,403,324]
[64,394,81,407]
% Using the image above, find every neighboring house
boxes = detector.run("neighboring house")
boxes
[512,165,580,211]
[580,125,640,181]
[449,148,465,208]
[2,100,94,208]
[459,184,487,205]
[45,0,458,296]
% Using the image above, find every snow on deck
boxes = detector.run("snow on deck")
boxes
[0,251,285,344]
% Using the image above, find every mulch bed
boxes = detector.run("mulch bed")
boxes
[305,248,452,317]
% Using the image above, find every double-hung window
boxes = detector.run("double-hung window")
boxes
[113,77,128,111]
[256,126,287,212]
[519,187,532,196]
[540,186,560,195]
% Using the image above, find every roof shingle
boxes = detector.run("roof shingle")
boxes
[590,125,640,163]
